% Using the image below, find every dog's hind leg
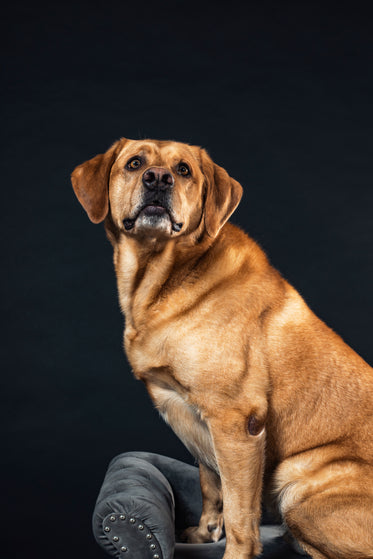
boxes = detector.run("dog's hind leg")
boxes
[283,480,373,558]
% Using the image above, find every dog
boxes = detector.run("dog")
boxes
[72,138,373,559]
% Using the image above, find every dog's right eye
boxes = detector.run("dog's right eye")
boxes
[126,157,142,170]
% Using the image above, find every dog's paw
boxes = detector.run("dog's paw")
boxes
[181,521,223,543]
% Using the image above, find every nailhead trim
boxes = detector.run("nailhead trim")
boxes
[102,512,162,558]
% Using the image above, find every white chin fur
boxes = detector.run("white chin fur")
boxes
[134,213,172,236]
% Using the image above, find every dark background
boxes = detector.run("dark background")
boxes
[1,1,372,558]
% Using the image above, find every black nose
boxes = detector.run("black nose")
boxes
[142,167,174,191]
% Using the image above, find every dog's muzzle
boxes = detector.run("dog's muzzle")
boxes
[142,167,174,191]
[123,169,183,233]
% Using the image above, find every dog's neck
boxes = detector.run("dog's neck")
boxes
[108,221,268,342]
[109,223,216,333]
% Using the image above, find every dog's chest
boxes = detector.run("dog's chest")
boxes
[125,307,243,390]
[125,324,219,472]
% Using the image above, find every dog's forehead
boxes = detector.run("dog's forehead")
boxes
[117,139,200,166]
[159,142,199,163]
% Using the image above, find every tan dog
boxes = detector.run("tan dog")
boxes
[72,138,373,559]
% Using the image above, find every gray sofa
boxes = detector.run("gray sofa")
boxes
[93,452,307,559]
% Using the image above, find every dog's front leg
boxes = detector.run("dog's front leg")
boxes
[183,463,223,543]
[208,409,266,559]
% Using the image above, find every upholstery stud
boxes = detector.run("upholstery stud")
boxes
[150,544,156,550]
[138,524,144,530]
[113,536,119,542]
[104,526,111,532]
[120,546,128,552]
[146,533,152,540]
[129,517,136,524]
[153,554,160,559]
[110,515,116,522]
[119,514,126,520]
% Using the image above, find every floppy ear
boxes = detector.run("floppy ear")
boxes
[200,148,243,238]
[71,139,125,223]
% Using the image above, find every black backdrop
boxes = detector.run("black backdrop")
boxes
[2,2,372,558]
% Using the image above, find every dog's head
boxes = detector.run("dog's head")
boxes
[71,138,243,241]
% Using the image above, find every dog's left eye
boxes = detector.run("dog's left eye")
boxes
[177,163,190,176]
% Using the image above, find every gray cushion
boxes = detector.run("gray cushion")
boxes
[93,452,307,558]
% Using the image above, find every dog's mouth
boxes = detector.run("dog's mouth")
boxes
[123,203,183,233]
[142,204,169,218]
